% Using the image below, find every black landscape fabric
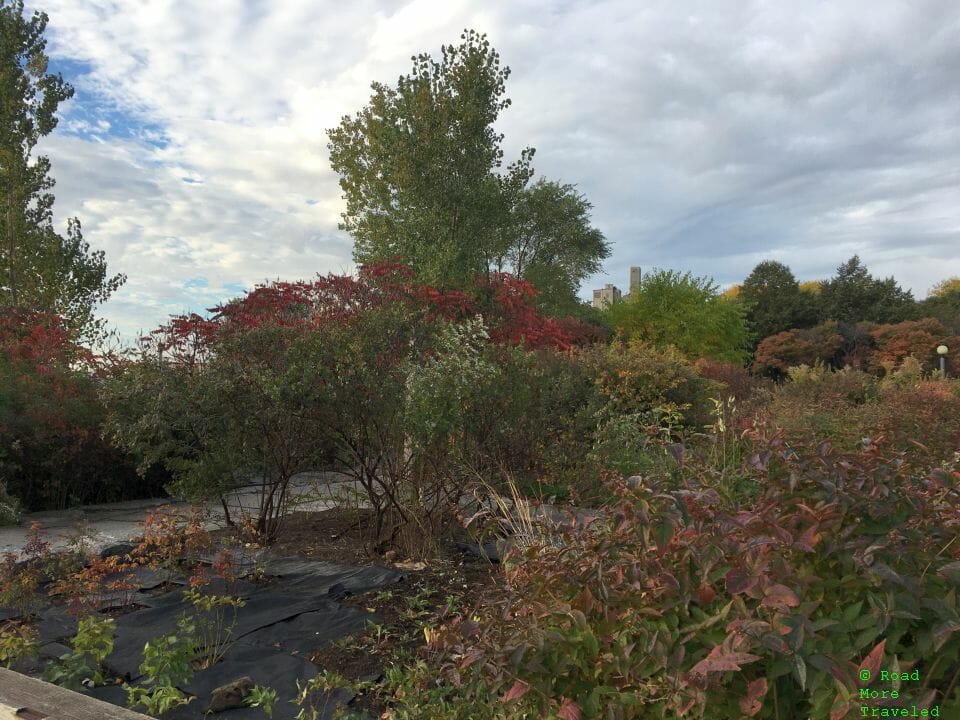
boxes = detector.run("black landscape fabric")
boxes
[14,555,404,720]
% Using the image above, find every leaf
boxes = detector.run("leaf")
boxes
[932,621,960,652]
[858,639,886,684]
[691,647,762,675]
[500,679,531,703]
[793,654,807,691]
[557,697,583,720]
[739,678,768,717]
[725,569,758,595]
[761,584,800,608]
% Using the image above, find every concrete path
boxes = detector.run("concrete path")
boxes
[0,471,365,558]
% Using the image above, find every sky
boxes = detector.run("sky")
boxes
[25,0,960,339]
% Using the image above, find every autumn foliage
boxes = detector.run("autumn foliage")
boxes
[397,428,960,719]
[0,309,159,512]
[142,263,583,366]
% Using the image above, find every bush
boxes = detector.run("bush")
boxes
[753,322,843,377]
[866,317,958,374]
[758,367,960,462]
[388,430,960,719]
[0,309,164,511]
[584,340,720,427]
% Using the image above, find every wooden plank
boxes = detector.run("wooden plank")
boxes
[0,669,151,719]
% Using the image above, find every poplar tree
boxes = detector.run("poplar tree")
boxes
[328,29,608,313]
[0,0,123,338]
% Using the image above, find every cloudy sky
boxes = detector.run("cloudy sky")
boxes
[27,0,960,338]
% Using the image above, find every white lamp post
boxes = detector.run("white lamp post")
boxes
[937,344,948,377]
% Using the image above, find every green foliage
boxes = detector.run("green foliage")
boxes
[585,339,720,427]
[294,670,374,720]
[247,684,278,718]
[45,616,115,690]
[819,255,915,325]
[603,268,749,362]
[126,614,197,715]
[501,179,609,316]
[183,588,245,669]
[104,324,332,540]
[739,260,818,343]
[921,285,960,333]
[0,2,124,339]
[0,621,37,668]
[328,29,608,310]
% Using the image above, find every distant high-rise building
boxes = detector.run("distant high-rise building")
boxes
[629,266,642,293]
[592,284,621,308]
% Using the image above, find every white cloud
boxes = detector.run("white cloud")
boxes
[21,0,960,337]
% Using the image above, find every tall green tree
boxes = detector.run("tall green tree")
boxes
[603,268,749,363]
[0,0,123,339]
[819,256,914,325]
[327,29,608,312]
[740,260,818,343]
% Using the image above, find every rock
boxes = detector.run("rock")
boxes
[207,676,255,713]
[455,542,501,563]
[394,560,426,571]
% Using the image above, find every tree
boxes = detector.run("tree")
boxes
[922,278,960,333]
[818,256,914,325]
[327,29,609,312]
[740,261,818,343]
[603,268,749,363]
[495,179,608,316]
[0,1,123,339]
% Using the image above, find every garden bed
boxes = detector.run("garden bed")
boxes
[0,508,503,720]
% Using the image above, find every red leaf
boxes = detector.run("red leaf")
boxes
[739,678,768,717]
[691,647,762,675]
[859,639,886,684]
[760,584,800,608]
[557,698,583,720]
[696,583,717,605]
[500,679,531,703]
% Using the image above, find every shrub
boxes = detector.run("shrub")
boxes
[388,430,960,719]
[0,308,164,511]
[753,322,843,377]
[584,339,720,427]
[45,616,115,690]
[693,359,770,405]
[867,317,958,373]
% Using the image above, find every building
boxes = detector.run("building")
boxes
[592,284,621,308]
[591,267,641,308]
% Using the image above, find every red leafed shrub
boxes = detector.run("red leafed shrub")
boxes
[141,263,584,366]
[694,358,771,404]
[866,317,958,373]
[390,429,960,719]
[753,322,844,376]
[0,309,160,512]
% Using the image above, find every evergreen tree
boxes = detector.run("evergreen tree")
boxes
[819,256,914,325]
[740,260,818,343]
